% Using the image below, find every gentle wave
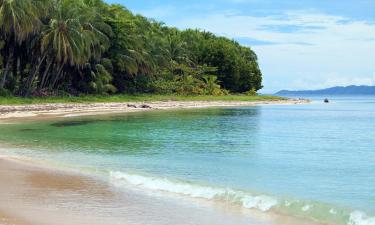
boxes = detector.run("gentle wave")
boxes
[110,171,277,211]
[109,171,374,225]
[349,211,375,225]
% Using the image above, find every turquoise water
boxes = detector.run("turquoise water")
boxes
[0,96,374,225]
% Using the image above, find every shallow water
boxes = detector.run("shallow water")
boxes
[0,96,374,225]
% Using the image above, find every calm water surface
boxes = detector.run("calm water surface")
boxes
[0,96,374,225]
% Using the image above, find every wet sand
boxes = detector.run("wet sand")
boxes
[0,156,119,225]
[0,154,325,225]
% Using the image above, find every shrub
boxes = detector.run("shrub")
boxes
[0,88,11,97]
[245,88,258,96]
[148,79,178,94]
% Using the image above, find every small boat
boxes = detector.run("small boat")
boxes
[324,98,329,103]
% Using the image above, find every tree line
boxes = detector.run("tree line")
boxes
[0,0,263,97]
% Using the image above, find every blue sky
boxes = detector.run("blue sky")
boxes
[106,0,375,93]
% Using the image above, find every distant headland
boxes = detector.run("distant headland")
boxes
[276,85,375,95]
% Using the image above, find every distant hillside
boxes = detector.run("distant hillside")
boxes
[276,85,375,95]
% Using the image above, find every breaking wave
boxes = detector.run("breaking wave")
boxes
[109,171,374,225]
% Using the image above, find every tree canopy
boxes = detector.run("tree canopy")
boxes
[0,0,263,97]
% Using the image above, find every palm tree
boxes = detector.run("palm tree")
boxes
[41,2,85,66]
[203,75,221,95]
[165,30,190,66]
[0,0,42,88]
[106,7,153,78]
[0,0,41,42]
[26,0,109,93]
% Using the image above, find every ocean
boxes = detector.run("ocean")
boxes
[0,96,374,225]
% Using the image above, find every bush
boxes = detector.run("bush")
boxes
[245,88,258,96]
[148,79,178,94]
[0,88,11,97]
[211,88,229,96]
[147,75,231,96]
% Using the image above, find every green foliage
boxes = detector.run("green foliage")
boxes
[245,88,258,96]
[0,94,285,105]
[0,87,10,96]
[148,79,178,94]
[89,64,116,94]
[203,75,224,96]
[0,0,263,97]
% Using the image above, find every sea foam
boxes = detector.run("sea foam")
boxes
[349,211,375,225]
[109,171,374,225]
[110,171,278,212]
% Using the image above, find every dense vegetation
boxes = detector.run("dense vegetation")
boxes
[0,0,263,97]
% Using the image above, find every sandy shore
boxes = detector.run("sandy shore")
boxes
[0,99,308,122]
[0,154,324,225]
[0,155,122,225]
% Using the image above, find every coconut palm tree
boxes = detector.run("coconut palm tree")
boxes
[41,2,86,67]
[26,0,109,93]
[203,75,221,95]
[164,30,190,67]
[0,0,43,88]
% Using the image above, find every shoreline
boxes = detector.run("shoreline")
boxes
[0,98,308,122]
[0,153,325,225]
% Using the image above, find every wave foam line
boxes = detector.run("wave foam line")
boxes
[110,171,277,211]
[349,211,375,225]
[109,171,374,225]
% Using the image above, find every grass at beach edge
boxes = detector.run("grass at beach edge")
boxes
[0,94,286,105]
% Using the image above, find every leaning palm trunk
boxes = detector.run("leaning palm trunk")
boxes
[38,59,53,91]
[50,64,64,89]
[24,54,47,96]
[0,61,10,89]
[0,53,13,89]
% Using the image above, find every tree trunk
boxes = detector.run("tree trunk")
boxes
[0,60,11,89]
[12,55,18,79]
[24,55,46,96]
[50,64,64,89]
[0,52,13,89]
[19,57,27,85]
[39,59,53,91]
